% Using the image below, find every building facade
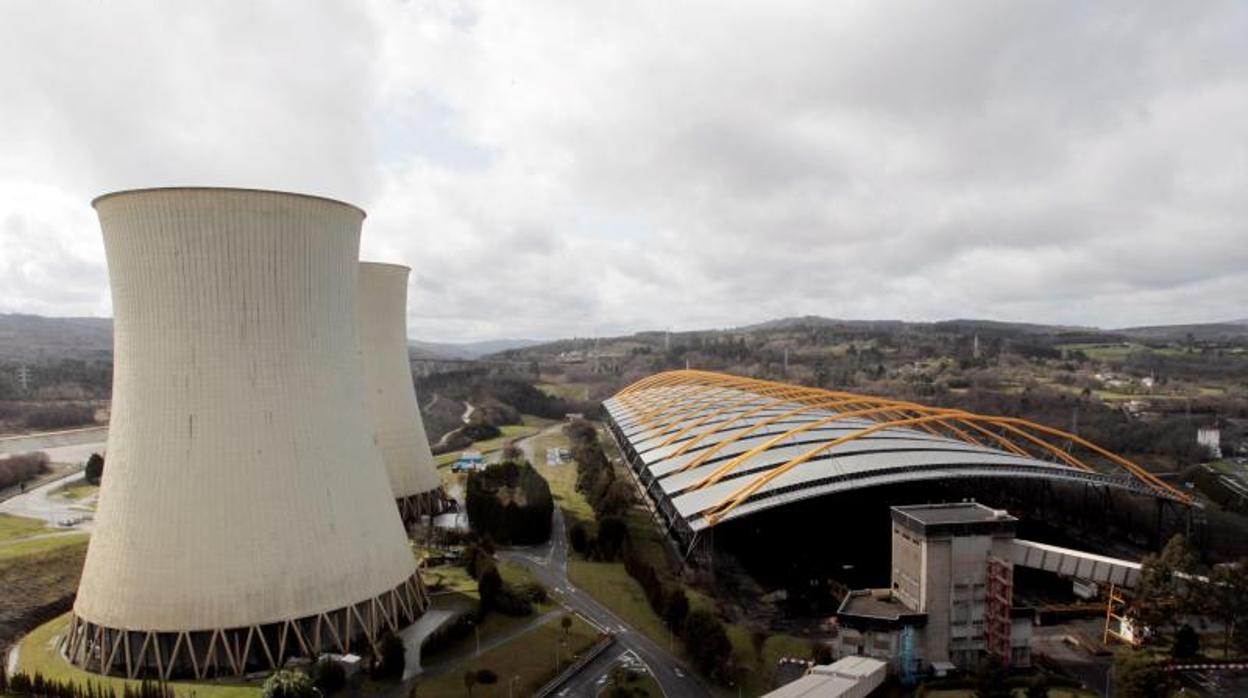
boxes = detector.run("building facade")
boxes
[838,503,1033,675]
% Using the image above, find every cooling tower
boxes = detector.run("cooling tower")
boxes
[66,188,426,680]
[358,262,445,522]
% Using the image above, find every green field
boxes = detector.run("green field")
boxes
[0,531,88,561]
[413,613,603,697]
[536,382,592,401]
[17,614,261,698]
[434,422,548,468]
[52,479,99,501]
[0,513,53,543]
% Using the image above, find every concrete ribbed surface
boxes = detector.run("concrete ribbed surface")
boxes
[357,262,441,501]
[75,188,416,632]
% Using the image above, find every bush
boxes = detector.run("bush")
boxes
[478,566,534,617]
[681,610,733,684]
[465,461,553,544]
[475,669,498,684]
[312,658,346,694]
[516,581,549,604]
[84,452,104,485]
[0,451,49,489]
[1172,624,1200,658]
[423,610,483,655]
[372,631,406,680]
[569,522,589,554]
[23,404,95,429]
[663,588,690,632]
[263,670,315,698]
[597,516,629,561]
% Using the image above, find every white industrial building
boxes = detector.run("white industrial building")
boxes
[67,188,427,679]
[358,262,444,522]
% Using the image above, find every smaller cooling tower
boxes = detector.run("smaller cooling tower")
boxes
[66,188,426,680]
[358,262,445,521]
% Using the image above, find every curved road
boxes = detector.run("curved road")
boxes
[499,499,710,698]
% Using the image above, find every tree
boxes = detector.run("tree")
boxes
[569,523,589,554]
[1024,675,1048,698]
[597,516,629,560]
[373,631,406,679]
[1133,534,1198,642]
[501,443,524,463]
[1171,624,1199,659]
[971,655,1010,698]
[663,588,689,632]
[85,452,104,485]
[681,610,733,683]
[262,670,315,698]
[312,658,346,694]
[1207,560,1248,655]
[478,567,504,609]
[561,614,573,639]
[463,670,477,697]
[1113,650,1172,698]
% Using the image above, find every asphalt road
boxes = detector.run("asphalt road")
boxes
[499,504,710,698]
[0,468,97,530]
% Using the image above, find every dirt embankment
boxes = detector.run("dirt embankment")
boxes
[0,541,86,662]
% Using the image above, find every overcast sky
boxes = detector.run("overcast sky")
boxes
[1,2,1245,342]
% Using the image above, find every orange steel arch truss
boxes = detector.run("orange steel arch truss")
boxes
[610,371,1193,526]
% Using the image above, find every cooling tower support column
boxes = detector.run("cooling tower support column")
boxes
[358,262,446,524]
[67,188,427,679]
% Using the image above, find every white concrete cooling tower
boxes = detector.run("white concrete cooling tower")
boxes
[357,262,444,522]
[66,188,426,679]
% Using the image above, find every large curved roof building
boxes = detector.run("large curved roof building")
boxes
[68,188,426,679]
[605,370,1191,543]
[358,262,443,521]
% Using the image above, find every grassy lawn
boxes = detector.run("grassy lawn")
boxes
[413,613,603,697]
[0,513,54,543]
[17,613,260,698]
[0,531,89,561]
[532,432,596,535]
[434,421,548,469]
[536,382,592,401]
[52,478,99,501]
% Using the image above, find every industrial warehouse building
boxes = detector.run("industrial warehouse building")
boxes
[68,188,428,679]
[358,261,444,521]
[605,370,1189,675]
[604,370,1190,548]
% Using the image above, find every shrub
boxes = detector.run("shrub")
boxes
[663,588,689,632]
[0,451,49,489]
[373,631,406,679]
[312,658,346,694]
[516,581,549,604]
[1172,624,1200,658]
[465,462,553,544]
[475,669,498,684]
[85,452,104,484]
[23,404,95,429]
[263,670,315,698]
[596,516,629,560]
[681,610,733,683]
[569,522,589,554]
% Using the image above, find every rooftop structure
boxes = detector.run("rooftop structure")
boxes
[358,262,443,521]
[68,188,426,679]
[603,370,1192,543]
[763,655,887,698]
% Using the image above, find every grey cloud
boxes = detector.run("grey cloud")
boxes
[1,1,1246,341]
